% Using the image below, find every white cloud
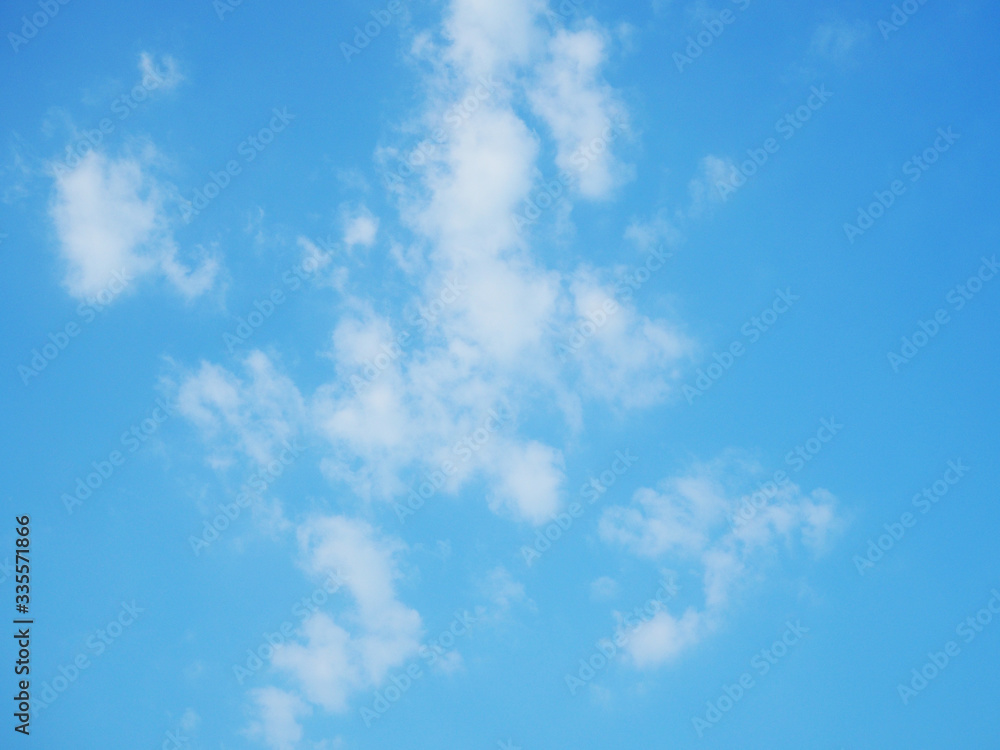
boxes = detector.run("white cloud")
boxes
[527,26,631,199]
[50,150,217,301]
[686,154,736,216]
[310,295,570,521]
[443,0,547,78]
[245,688,311,750]
[173,0,692,529]
[600,472,732,558]
[157,3,759,743]
[414,105,540,261]
[565,269,692,407]
[138,52,184,91]
[342,206,379,249]
[269,516,422,712]
[600,456,842,665]
[623,608,704,668]
[176,351,305,469]
[488,440,564,522]
[270,614,358,713]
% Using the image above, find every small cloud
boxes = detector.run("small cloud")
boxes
[342,206,379,249]
[138,52,184,91]
[49,149,218,301]
[245,688,311,750]
[623,608,705,668]
[590,575,619,601]
[686,155,737,216]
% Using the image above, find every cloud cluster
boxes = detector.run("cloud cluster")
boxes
[176,351,305,470]
[600,456,842,667]
[243,516,420,745]
[161,1,823,742]
[179,0,689,532]
[47,52,213,302]
[271,516,422,710]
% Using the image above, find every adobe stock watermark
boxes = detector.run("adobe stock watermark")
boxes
[853,459,969,575]
[33,601,143,716]
[887,255,996,371]
[564,575,679,695]
[224,241,336,355]
[350,277,466,395]
[233,571,347,684]
[156,724,193,750]
[673,0,753,73]
[878,0,932,40]
[511,117,628,232]
[692,620,808,738]
[61,398,175,514]
[844,127,959,244]
[213,0,247,21]
[394,404,513,523]
[730,417,844,529]
[361,606,486,726]
[715,86,832,202]
[682,288,799,404]
[897,586,999,705]
[189,439,305,554]
[18,269,131,386]
[542,0,586,29]
[7,0,72,53]
[520,449,638,566]
[383,76,500,190]
[340,0,404,63]
[52,58,179,177]
[180,107,295,222]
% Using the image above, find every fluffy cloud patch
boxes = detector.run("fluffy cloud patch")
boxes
[600,456,842,665]
[443,0,547,77]
[686,154,737,216]
[138,52,184,91]
[50,150,217,301]
[175,0,692,528]
[176,351,306,469]
[342,206,379,249]
[624,608,705,668]
[267,516,422,712]
[528,26,630,199]
[245,688,311,750]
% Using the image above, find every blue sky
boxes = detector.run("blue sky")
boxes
[2,0,999,747]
